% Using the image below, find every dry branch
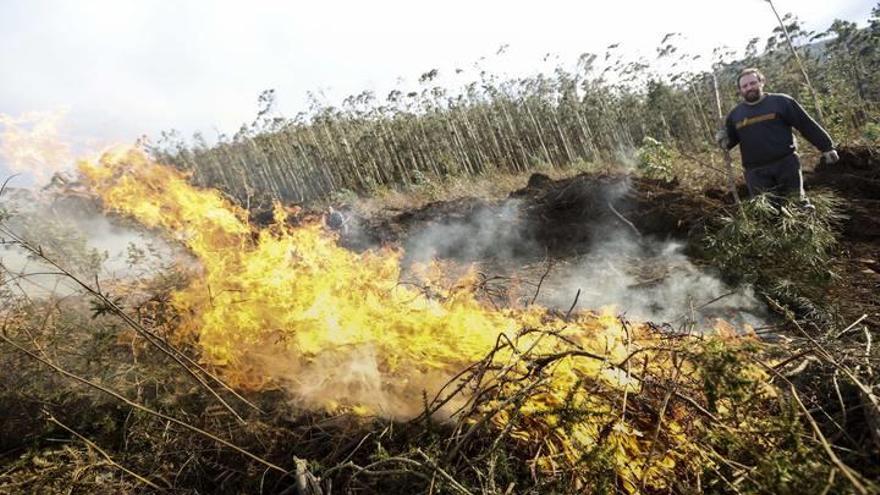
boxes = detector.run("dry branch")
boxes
[0,333,288,474]
[0,225,261,420]
[45,412,164,491]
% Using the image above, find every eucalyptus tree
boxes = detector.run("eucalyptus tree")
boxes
[146,6,880,204]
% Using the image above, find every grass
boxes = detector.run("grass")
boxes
[0,283,865,494]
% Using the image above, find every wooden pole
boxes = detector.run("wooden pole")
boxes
[766,0,826,124]
[712,72,742,205]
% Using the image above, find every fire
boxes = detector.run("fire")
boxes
[0,110,74,183]
[78,148,723,491]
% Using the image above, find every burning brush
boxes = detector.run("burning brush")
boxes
[73,148,777,492]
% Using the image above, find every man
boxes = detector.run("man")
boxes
[716,68,839,201]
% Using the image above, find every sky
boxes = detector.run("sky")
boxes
[0,0,876,184]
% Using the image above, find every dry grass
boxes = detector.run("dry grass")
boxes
[2,220,877,494]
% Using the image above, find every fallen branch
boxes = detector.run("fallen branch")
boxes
[0,333,288,474]
[45,412,164,491]
[607,201,641,237]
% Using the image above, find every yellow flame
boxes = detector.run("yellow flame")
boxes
[0,110,74,182]
[79,148,705,491]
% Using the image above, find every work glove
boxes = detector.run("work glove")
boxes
[714,128,730,150]
[821,149,839,164]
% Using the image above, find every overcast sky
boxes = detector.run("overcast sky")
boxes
[0,0,875,183]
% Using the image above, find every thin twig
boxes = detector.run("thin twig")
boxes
[0,333,288,473]
[767,297,880,425]
[564,289,581,321]
[670,290,738,323]
[789,384,869,495]
[417,449,475,495]
[46,412,164,491]
[834,314,868,339]
[530,255,553,306]
[607,201,641,237]
[639,350,682,490]
[0,174,21,200]
[1,227,261,419]
[444,377,548,464]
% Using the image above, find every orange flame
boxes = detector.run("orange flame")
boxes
[0,110,74,182]
[79,148,703,491]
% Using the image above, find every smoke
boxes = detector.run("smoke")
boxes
[402,199,537,265]
[395,197,765,329]
[253,344,464,419]
[532,233,765,328]
[0,186,176,298]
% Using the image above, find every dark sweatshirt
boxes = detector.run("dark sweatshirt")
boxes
[724,93,833,169]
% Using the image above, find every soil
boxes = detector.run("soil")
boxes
[339,145,879,331]
[808,146,880,331]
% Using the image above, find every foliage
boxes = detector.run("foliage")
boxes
[1,288,862,494]
[862,121,880,143]
[699,192,844,297]
[701,397,847,495]
[144,3,880,204]
[3,4,880,494]
[636,136,675,180]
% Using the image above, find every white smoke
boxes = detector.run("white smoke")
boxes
[253,343,463,419]
[402,199,536,264]
[396,198,765,329]
[0,186,177,299]
[532,234,764,328]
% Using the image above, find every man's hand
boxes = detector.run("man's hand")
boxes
[715,128,730,150]
[821,149,839,164]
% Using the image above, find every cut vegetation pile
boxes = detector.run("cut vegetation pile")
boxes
[1,145,878,494]
[4,6,880,490]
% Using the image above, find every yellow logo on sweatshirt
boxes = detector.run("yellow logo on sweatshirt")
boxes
[735,113,777,130]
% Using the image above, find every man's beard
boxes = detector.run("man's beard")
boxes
[744,89,762,102]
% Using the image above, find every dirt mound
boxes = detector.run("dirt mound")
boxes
[810,145,880,200]
[357,174,719,259]
[808,144,880,241]
[804,145,880,328]
[512,173,718,254]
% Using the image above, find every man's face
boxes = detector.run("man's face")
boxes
[739,73,764,102]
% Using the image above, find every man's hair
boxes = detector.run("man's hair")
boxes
[736,68,765,88]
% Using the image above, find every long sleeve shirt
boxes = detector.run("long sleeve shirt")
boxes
[724,93,834,169]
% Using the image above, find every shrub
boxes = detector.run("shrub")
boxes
[861,121,880,144]
[699,191,844,302]
[636,137,675,181]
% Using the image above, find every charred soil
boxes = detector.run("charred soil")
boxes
[345,145,878,330]
[3,147,879,494]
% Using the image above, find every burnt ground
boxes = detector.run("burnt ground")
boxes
[335,145,880,331]
[349,174,719,258]
[810,146,880,330]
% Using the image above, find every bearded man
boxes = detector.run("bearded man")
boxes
[716,68,839,201]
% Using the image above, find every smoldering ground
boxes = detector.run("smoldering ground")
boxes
[529,235,765,328]
[0,172,763,422]
[393,193,766,329]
